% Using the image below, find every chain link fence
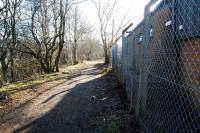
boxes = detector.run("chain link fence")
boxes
[111,0,200,132]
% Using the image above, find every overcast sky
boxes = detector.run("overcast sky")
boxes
[79,0,150,33]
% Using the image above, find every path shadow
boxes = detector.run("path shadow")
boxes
[14,64,107,133]
[0,63,105,124]
[13,70,111,133]
[41,89,72,104]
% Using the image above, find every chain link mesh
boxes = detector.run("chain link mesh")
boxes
[111,0,200,132]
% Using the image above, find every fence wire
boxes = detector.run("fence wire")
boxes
[111,0,200,132]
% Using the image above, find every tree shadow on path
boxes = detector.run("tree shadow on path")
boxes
[13,63,111,133]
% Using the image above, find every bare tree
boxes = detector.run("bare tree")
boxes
[54,0,68,72]
[18,0,68,72]
[0,0,10,82]
[19,0,89,72]
[67,3,91,64]
[0,0,90,83]
[10,0,22,82]
[92,0,129,64]
[0,0,22,83]
[18,0,58,73]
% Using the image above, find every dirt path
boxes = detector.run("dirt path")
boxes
[0,61,141,133]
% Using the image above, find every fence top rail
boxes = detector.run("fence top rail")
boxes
[122,23,133,34]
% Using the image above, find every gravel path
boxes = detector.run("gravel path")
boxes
[0,62,141,133]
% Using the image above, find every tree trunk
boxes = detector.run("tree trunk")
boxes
[38,58,51,73]
[54,0,65,72]
[72,48,78,65]
[10,0,17,83]
[55,44,63,72]
[1,57,9,83]
[104,45,109,64]
[41,0,49,40]
[104,53,109,64]
[10,50,14,82]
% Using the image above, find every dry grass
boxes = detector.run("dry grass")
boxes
[0,67,70,109]
[100,67,112,75]
[0,73,66,92]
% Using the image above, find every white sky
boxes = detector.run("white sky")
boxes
[79,0,150,34]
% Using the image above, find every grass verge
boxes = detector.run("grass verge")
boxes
[0,71,69,109]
